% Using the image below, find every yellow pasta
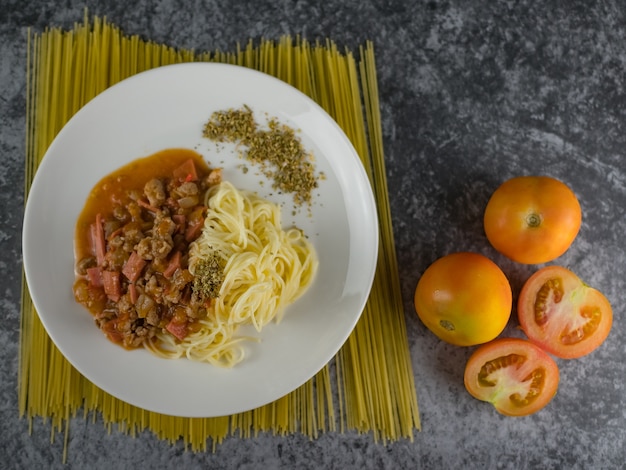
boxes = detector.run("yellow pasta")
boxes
[146,181,318,367]
[21,13,420,462]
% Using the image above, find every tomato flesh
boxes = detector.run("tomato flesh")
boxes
[464,338,559,416]
[518,266,612,359]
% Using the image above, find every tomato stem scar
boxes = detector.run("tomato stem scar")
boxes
[440,320,455,331]
[526,213,542,228]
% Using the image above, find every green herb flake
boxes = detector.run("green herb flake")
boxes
[202,106,319,206]
[192,253,225,300]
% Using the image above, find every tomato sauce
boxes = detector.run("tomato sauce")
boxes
[72,148,220,349]
[74,148,210,265]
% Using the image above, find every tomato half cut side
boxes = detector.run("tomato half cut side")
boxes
[464,338,559,417]
[518,266,613,359]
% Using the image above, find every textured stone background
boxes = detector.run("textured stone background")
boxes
[1,1,625,469]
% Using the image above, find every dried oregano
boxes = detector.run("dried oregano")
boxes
[203,105,320,206]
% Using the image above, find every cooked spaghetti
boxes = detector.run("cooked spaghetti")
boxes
[147,181,318,366]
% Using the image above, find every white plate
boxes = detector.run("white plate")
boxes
[22,62,379,417]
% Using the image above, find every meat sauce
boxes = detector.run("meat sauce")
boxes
[73,148,221,349]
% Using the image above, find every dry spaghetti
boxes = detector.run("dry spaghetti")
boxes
[21,14,420,462]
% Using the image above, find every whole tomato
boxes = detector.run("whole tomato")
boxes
[483,176,581,264]
[414,252,512,346]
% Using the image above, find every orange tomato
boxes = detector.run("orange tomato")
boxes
[518,265,613,359]
[464,338,560,416]
[483,176,581,264]
[413,252,512,346]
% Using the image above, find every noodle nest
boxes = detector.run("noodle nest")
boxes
[146,181,318,367]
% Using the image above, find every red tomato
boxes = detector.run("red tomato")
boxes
[483,176,581,264]
[518,265,613,359]
[414,252,512,346]
[464,338,560,416]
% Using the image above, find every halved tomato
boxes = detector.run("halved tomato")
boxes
[518,265,613,359]
[464,338,559,416]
